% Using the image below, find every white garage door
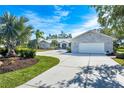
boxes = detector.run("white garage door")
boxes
[78,43,105,54]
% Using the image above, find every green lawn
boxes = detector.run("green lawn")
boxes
[113,58,124,66]
[0,56,59,88]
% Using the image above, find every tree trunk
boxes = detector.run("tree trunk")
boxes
[6,43,16,57]
[6,49,16,57]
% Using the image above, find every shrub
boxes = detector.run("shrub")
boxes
[116,52,124,59]
[16,48,36,58]
[118,46,124,49]
[117,49,124,52]
[66,47,71,53]
[0,48,8,57]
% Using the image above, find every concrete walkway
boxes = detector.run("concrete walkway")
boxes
[18,50,124,88]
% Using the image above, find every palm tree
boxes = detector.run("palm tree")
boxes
[35,29,44,49]
[0,12,33,57]
[50,40,58,49]
[16,16,33,46]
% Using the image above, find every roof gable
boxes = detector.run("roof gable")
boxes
[72,29,113,40]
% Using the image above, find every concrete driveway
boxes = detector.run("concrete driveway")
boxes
[18,50,124,88]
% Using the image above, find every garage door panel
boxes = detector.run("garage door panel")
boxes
[78,43,105,54]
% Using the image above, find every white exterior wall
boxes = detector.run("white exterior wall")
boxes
[39,41,50,49]
[59,42,69,48]
[71,31,113,54]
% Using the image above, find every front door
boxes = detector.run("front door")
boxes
[62,43,67,49]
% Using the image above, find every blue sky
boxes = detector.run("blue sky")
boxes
[0,5,100,39]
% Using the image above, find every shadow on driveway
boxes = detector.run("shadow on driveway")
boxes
[39,65,124,88]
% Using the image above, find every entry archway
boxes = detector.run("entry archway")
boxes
[62,43,67,49]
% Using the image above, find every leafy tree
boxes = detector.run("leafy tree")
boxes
[28,39,37,49]
[94,6,124,29]
[35,29,44,49]
[68,34,72,38]
[60,31,66,38]
[0,12,33,57]
[46,31,72,39]
[100,28,113,36]
[94,5,124,44]
[50,40,58,49]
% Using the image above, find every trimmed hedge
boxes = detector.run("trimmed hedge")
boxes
[0,48,36,58]
[115,48,124,59]
[116,52,124,59]
[118,46,124,49]
[16,48,36,58]
[0,48,8,57]
[116,48,124,59]
[117,49,124,52]
[66,47,71,53]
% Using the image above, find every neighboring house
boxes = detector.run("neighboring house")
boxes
[71,30,113,54]
[57,39,71,49]
[39,40,50,49]
[39,38,71,49]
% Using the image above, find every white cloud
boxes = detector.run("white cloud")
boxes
[82,15,99,28]
[60,11,69,17]
[23,10,66,39]
[23,9,99,39]
[54,6,69,18]
[23,6,70,39]
[54,5,62,11]
[70,29,87,38]
[70,15,100,37]
[55,10,69,17]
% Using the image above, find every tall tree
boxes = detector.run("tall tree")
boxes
[46,31,72,39]
[50,40,58,49]
[68,34,72,38]
[94,5,124,43]
[35,29,44,49]
[94,6,124,29]
[0,12,33,57]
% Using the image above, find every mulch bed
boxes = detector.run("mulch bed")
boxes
[0,57,37,73]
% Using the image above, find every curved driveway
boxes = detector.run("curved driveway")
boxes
[18,50,124,88]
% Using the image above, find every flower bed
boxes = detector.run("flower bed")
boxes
[0,57,37,73]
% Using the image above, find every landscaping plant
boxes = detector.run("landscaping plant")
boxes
[16,48,36,58]
[50,40,58,49]
[0,12,33,57]
[34,29,44,49]
[116,48,124,59]
[66,47,71,53]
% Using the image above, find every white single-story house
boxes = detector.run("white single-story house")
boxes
[38,29,113,54]
[39,40,51,49]
[58,39,71,49]
[71,30,113,54]
[39,39,71,49]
